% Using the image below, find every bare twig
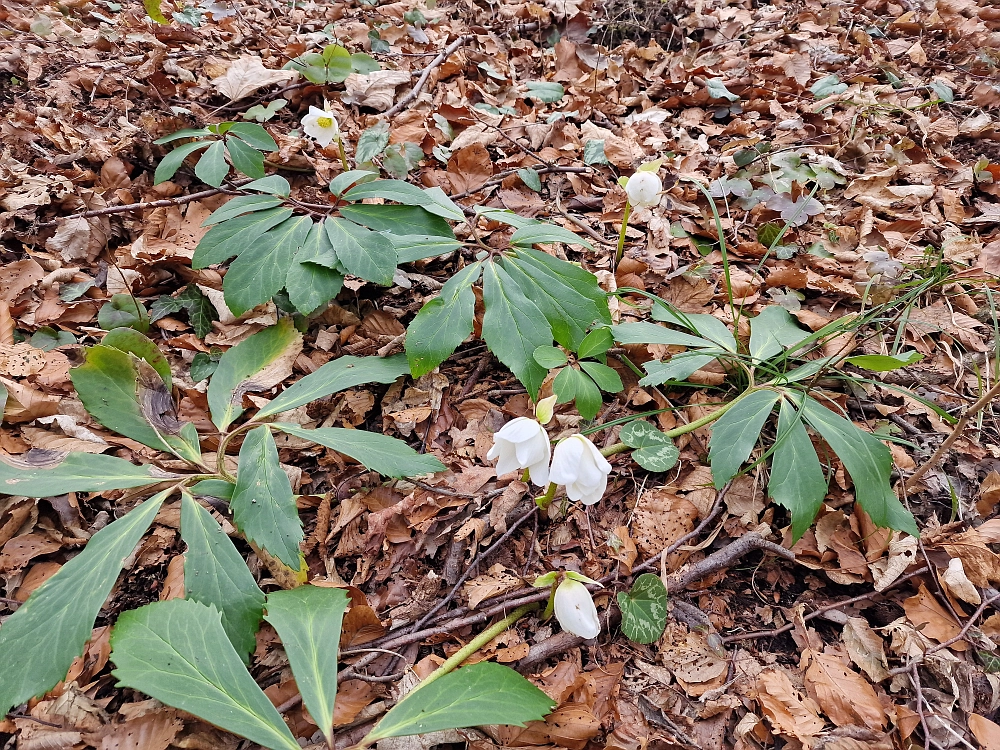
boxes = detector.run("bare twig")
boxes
[904,379,1000,490]
[384,35,475,117]
[450,165,591,201]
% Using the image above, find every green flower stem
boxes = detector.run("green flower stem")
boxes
[337,136,350,172]
[408,603,539,695]
[535,482,557,509]
[614,201,632,270]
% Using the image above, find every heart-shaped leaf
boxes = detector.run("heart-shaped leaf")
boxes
[619,421,679,472]
[617,573,668,644]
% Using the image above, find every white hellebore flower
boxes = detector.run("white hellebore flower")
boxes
[549,434,612,505]
[487,417,551,487]
[624,170,662,208]
[554,573,602,639]
[301,105,340,148]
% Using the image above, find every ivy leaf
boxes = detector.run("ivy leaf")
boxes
[583,140,609,165]
[481,261,551,398]
[406,262,481,377]
[271,424,445,477]
[355,122,390,163]
[180,492,264,661]
[0,491,168,715]
[110,599,300,750]
[619,420,679,473]
[263,587,350,746]
[800,396,918,535]
[231,426,302,570]
[362,662,555,743]
[707,390,780,488]
[768,398,828,542]
[617,573,668,644]
[224,216,312,316]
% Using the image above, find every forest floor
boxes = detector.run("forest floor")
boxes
[2,0,1000,747]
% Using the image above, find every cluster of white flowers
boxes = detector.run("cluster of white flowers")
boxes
[486,411,612,504]
[487,400,612,639]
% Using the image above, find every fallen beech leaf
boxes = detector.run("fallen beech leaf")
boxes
[902,582,966,650]
[940,556,981,605]
[970,713,1000,750]
[342,70,411,111]
[842,617,889,683]
[211,56,296,101]
[803,649,886,729]
[756,667,824,741]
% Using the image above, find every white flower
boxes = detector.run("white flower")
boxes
[549,434,611,505]
[486,417,550,487]
[624,170,662,208]
[554,575,601,639]
[301,105,340,148]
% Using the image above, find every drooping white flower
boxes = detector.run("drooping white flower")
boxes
[549,434,611,505]
[486,417,551,487]
[624,170,662,208]
[554,573,601,639]
[301,104,340,148]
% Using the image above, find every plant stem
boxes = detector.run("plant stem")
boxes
[536,482,557,508]
[614,201,632,270]
[408,603,539,694]
[337,136,350,172]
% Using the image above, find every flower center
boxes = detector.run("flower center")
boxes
[317,116,333,128]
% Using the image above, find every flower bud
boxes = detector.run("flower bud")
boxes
[535,394,558,425]
[554,578,600,639]
[624,170,662,208]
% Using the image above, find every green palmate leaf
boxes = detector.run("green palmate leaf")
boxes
[180,491,264,662]
[227,123,278,152]
[509,224,593,251]
[708,389,780,488]
[363,662,555,743]
[243,175,291,196]
[226,136,266,179]
[339,204,454,238]
[29,327,76,351]
[769,398,827,542]
[572,368,602,420]
[475,207,540,230]
[195,140,229,187]
[552,365,577,403]
[191,478,236,500]
[154,128,212,145]
[579,361,622,393]
[203,194,283,226]
[271,424,445,477]
[617,573,668,644]
[285,260,344,315]
[193,207,293,268]
[748,306,808,363]
[154,140,210,184]
[406,262,481,377]
[99,294,149,332]
[0,490,168,715]
[224,215,312,316]
[800,396,918,535]
[533,345,568,369]
[110,599,299,750]
[70,345,169,451]
[651,305,737,352]
[324,218,396,286]
[612,322,715,349]
[232,426,302,570]
[482,261,551,398]
[639,352,721,386]
[577,328,614,359]
[208,317,302,430]
[0,451,165,496]
[390,235,463,264]
[343,180,465,222]
[619,420,679,472]
[845,352,924,372]
[503,249,609,350]
[257,353,408,419]
[101,328,172,388]
[263,587,350,746]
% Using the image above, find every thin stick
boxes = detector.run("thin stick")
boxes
[904,379,1000,490]
[384,35,474,117]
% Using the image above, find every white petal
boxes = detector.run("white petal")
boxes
[527,457,549,487]
[493,443,522,477]
[549,435,585,485]
[307,105,327,118]
[496,417,541,443]
[579,474,607,505]
[580,436,612,473]
[554,579,600,639]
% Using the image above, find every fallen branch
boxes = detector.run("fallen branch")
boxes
[904,379,1000,491]
[384,35,475,118]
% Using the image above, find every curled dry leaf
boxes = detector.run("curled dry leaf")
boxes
[902,582,966,650]
[211,56,296,101]
[940,556,981,605]
[842,617,889,683]
[755,667,825,742]
[802,649,886,730]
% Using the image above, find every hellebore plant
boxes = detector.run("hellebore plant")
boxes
[616,161,663,268]
[486,416,552,487]
[534,571,603,639]
[549,434,612,506]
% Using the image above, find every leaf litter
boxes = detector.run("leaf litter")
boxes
[1,0,1000,746]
